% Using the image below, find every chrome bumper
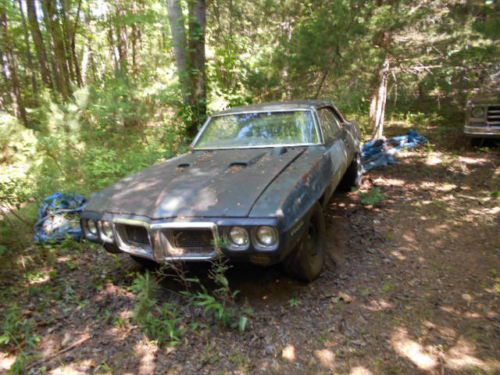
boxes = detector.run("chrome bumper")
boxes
[464,125,500,138]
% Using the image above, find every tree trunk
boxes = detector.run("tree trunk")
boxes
[166,0,207,138]
[71,0,83,86]
[114,4,128,74]
[0,49,10,107]
[17,0,38,94]
[0,6,28,126]
[314,70,328,99]
[370,58,390,140]
[166,0,190,104]
[187,0,207,137]
[59,0,75,82]
[26,0,52,88]
[41,0,71,98]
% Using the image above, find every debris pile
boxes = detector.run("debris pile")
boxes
[361,130,428,171]
[34,192,87,243]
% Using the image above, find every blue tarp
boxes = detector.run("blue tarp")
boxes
[34,192,87,243]
[362,130,428,171]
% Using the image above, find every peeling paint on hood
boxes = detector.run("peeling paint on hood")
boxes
[85,148,306,219]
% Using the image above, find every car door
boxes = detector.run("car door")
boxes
[317,107,350,189]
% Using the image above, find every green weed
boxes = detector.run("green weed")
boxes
[187,259,251,332]
[382,282,396,294]
[0,305,40,350]
[360,187,386,206]
[131,272,183,346]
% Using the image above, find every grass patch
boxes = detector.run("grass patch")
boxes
[360,187,386,206]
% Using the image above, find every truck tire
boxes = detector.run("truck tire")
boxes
[284,203,325,282]
[338,153,362,191]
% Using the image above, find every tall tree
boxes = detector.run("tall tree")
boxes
[41,0,71,98]
[166,0,207,138]
[26,0,52,88]
[187,0,206,133]
[0,2,27,125]
[17,0,38,93]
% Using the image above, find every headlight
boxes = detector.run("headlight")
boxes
[471,106,485,118]
[99,221,114,242]
[255,226,278,247]
[229,227,249,247]
[86,220,98,236]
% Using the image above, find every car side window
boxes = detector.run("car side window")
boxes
[318,108,341,143]
[318,109,334,143]
[330,107,344,124]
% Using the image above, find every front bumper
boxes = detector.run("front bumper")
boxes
[81,213,302,266]
[464,125,500,138]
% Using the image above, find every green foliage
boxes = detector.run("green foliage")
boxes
[130,259,252,345]
[0,305,40,350]
[131,272,183,345]
[131,272,159,319]
[186,259,251,332]
[7,352,33,375]
[360,187,386,206]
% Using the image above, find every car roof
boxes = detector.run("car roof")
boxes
[212,100,333,116]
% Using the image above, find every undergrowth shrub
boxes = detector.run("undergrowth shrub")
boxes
[130,259,252,346]
[0,305,40,350]
[185,259,251,332]
[131,272,183,346]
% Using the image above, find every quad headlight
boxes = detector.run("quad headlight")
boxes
[83,220,97,238]
[471,106,485,118]
[255,226,278,247]
[228,226,249,248]
[99,221,114,242]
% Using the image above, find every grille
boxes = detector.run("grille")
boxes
[171,229,213,249]
[123,225,150,246]
[487,105,500,126]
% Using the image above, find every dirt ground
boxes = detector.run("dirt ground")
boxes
[1,139,499,374]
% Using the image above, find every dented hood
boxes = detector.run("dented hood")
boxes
[85,148,306,219]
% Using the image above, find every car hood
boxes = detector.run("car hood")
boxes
[468,92,500,105]
[85,147,306,219]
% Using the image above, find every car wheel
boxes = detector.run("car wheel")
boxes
[130,255,158,269]
[339,153,362,191]
[103,243,121,254]
[284,203,325,282]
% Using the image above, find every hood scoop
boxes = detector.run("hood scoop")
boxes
[227,152,267,171]
[177,163,190,170]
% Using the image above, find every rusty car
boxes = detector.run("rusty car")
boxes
[464,72,500,145]
[81,100,361,281]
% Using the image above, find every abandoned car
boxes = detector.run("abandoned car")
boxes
[81,101,361,281]
[464,72,499,144]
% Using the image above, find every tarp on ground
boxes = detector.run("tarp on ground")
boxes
[361,130,428,171]
[34,192,87,243]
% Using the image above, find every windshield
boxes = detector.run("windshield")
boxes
[194,110,319,149]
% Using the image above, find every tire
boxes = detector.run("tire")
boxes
[338,153,362,191]
[130,255,158,269]
[284,203,326,282]
[103,243,121,254]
